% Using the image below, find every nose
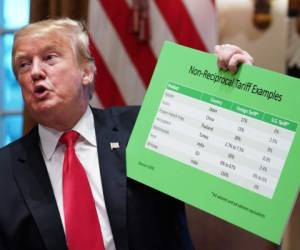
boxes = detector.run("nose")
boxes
[31,58,46,82]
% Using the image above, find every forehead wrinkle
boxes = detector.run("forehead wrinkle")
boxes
[15,32,70,51]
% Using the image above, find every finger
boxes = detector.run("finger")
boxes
[240,50,254,65]
[215,45,226,70]
[228,54,251,73]
[215,44,243,68]
[218,59,228,71]
[215,44,237,70]
[214,44,221,55]
[228,53,254,73]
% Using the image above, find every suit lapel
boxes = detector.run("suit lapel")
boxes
[12,128,67,250]
[92,108,129,250]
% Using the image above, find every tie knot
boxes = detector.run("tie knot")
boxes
[60,130,80,148]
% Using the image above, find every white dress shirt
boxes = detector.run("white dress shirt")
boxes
[39,106,116,250]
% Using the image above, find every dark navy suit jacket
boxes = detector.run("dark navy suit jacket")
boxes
[0,106,194,250]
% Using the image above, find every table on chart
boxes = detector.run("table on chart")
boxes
[145,82,297,199]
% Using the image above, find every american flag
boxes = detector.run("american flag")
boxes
[88,0,217,108]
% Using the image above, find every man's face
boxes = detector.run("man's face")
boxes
[13,32,89,124]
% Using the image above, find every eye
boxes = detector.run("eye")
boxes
[46,54,55,60]
[44,54,57,61]
[17,60,31,72]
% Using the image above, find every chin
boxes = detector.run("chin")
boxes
[28,104,57,120]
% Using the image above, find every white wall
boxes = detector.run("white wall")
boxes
[216,0,288,73]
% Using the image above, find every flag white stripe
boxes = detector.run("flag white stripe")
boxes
[88,0,146,105]
[149,0,176,57]
[181,0,217,52]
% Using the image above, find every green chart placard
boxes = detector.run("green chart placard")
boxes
[126,42,300,244]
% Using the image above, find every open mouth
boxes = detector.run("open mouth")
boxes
[34,85,49,98]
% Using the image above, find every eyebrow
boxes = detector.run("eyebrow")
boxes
[14,44,63,61]
[14,53,30,63]
[42,44,63,53]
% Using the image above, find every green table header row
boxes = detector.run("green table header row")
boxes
[166,82,297,131]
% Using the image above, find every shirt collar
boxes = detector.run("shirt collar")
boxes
[39,106,96,160]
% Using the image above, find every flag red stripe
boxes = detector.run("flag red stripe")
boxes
[90,39,126,107]
[99,0,157,87]
[155,0,208,51]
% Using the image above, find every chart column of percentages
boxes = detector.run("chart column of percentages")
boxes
[145,82,297,198]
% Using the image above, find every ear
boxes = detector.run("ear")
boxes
[81,64,94,86]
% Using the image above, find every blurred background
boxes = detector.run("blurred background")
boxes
[0,0,299,249]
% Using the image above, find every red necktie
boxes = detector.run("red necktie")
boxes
[60,131,105,250]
